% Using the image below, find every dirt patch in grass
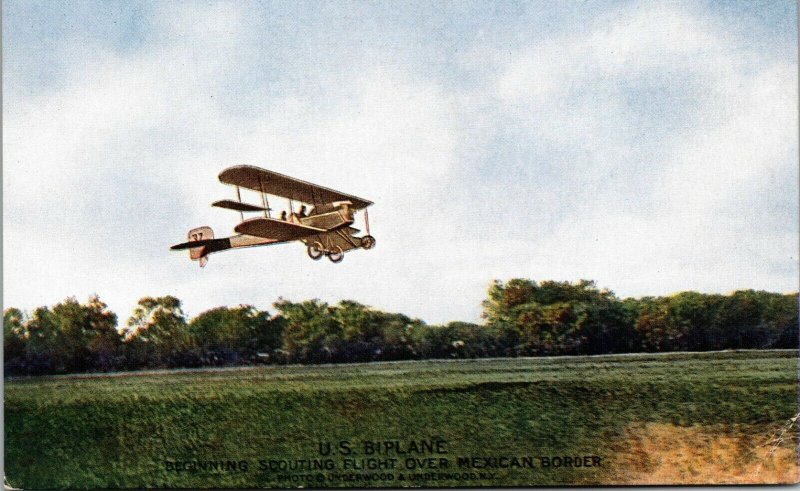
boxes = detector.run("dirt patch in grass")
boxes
[610,422,798,484]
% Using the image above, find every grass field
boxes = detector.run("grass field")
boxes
[5,350,799,488]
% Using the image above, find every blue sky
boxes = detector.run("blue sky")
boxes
[4,1,798,324]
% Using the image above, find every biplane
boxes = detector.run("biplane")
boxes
[170,165,376,266]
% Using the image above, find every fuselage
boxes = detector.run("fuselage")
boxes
[233,201,354,248]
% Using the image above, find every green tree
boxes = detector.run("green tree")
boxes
[410,324,450,358]
[710,290,797,350]
[81,295,122,371]
[334,301,382,343]
[189,305,280,364]
[763,293,799,348]
[665,292,724,351]
[22,306,59,372]
[632,297,671,351]
[482,279,636,355]
[329,301,420,361]
[481,279,537,326]
[573,287,638,354]
[513,302,582,355]
[123,296,192,368]
[274,299,341,362]
[3,308,28,369]
[378,313,422,360]
[18,296,120,373]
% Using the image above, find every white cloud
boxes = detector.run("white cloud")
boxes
[489,3,798,298]
[4,3,797,325]
[3,3,466,323]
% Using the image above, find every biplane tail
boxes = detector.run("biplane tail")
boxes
[187,226,213,267]
[170,226,229,268]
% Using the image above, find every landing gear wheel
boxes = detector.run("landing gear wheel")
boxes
[327,245,344,263]
[360,235,376,250]
[307,241,325,260]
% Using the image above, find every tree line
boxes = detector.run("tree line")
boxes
[4,279,797,375]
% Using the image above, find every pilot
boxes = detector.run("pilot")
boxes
[280,210,287,221]
[298,205,307,218]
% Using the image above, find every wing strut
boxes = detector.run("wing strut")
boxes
[235,186,244,222]
[364,208,370,235]
[258,175,271,218]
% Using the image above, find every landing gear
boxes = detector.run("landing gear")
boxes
[327,245,344,263]
[360,235,376,250]
[307,241,325,260]
[307,241,344,263]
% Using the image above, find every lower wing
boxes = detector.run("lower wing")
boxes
[234,217,325,241]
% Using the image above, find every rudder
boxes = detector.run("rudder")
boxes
[187,226,214,266]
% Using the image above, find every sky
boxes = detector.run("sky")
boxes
[3,0,798,325]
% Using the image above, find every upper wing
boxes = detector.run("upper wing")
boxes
[234,217,325,241]
[218,165,373,210]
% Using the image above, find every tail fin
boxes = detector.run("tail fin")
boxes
[187,226,214,267]
[171,227,234,267]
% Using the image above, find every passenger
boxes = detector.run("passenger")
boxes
[298,205,307,218]
[280,210,287,221]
